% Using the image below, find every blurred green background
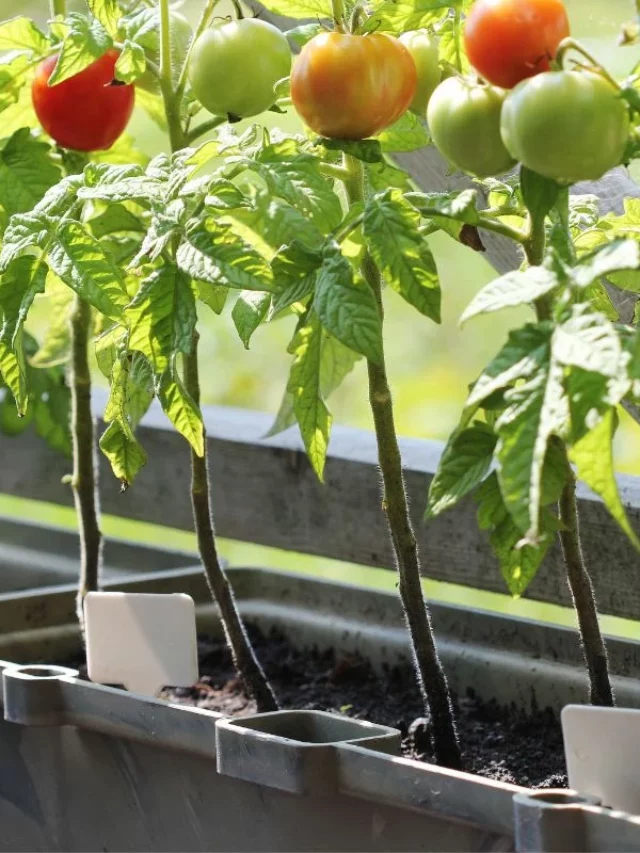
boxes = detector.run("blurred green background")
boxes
[3,0,640,639]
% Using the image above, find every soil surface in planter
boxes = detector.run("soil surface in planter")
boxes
[162,626,567,789]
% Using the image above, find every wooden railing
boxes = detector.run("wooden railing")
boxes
[1,391,640,621]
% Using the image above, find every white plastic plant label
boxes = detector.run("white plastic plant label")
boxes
[562,704,640,815]
[84,591,199,697]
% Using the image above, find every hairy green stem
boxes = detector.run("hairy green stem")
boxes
[158,0,278,711]
[70,295,102,630]
[525,205,614,708]
[186,115,226,144]
[184,336,278,711]
[51,0,66,16]
[558,455,614,705]
[342,153,462,769]
[555,37,621,90]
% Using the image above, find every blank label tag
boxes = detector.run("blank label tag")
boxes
[84,592,199,697]
[562,704,640,814]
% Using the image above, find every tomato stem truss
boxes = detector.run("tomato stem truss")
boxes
[555,37,621,91]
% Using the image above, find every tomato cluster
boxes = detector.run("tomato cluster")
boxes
[427,0,631,184]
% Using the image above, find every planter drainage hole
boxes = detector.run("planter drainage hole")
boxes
[520,790,600,808]
[10,665,72,679]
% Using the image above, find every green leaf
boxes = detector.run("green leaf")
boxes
[460,267,559,324]
[572,239,640,289]
[368,159,413,193]
[87,0,123,38]
[232,291,271,349]
[30,272,73,368]
[196,280,228,315]
[0,335,26,413]
[49,14,112,86]
[285,23,324,49]
[100,422,147,487]
[0,211,57,269]
[553,307,628,382]
[363,0,450,34]
[0,128,62,218]
[229,194,324,253]
[0,255,47,346]
[271,240,321,314]
[250,149,343,231]
[317,138,383,164]
[406,189,481,224]
[426,421,496,518]
[205,179,252,211]
[496,351,567,540]
[0,17,48,52]
[157,365,204,457]
[376,111,430,153]
[287,312,332,480]
[256,0,331,18]
[269,323,361,441]
[475,472,555,597]
[571,408,640,550]
[89,203,146,239]
[468,323,553,410]
[128,265,196,373]
[177,219,275,292]
[79,163,162,204]
[314,243,382,364]
[47,221,128,321]
[115,39,146,84]
[0,54,31,116]
[364,189,441,322]
[520,167,560,223]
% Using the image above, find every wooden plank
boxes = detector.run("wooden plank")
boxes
[1,395,640,621]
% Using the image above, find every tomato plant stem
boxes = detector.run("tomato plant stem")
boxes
[525,204,614,708]
[158,0,278,711]
[183,334,278,712]
[69,294,102,630]
[555,38,621,91]
[51,0,66,16]
[186,115,226,144]
[558,454,615,705]
[342,154,462,769]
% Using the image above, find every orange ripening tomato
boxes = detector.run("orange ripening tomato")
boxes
[291,32,417,140]
[32,49,135,152]
[463,0,570,89]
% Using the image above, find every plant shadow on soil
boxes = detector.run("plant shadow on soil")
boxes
[160,626,567,789]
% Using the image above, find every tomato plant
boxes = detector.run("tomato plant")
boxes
[32,49,135,151]
[427,77,515,177]
[398,30,440,115]
[291,32,417,139]
[133,10,193,93]
[501,70,631,183]
[189,19,291,118]
[464,0,570,89]
[2,0,640,776]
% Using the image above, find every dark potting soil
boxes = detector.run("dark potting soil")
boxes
[160,625,567,789]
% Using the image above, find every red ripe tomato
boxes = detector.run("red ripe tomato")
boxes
[32,49,135,152]
[463,0,570,89]
[291,32,417,140]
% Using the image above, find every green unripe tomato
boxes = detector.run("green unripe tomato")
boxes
[136,11,193,93]
[188,18,291,119]
[398,30,440,115]
[427,76,516,178]
[500,70,631,184]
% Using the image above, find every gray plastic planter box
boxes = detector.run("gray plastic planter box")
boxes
[3,558,640,850]
[0,515,196,593]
